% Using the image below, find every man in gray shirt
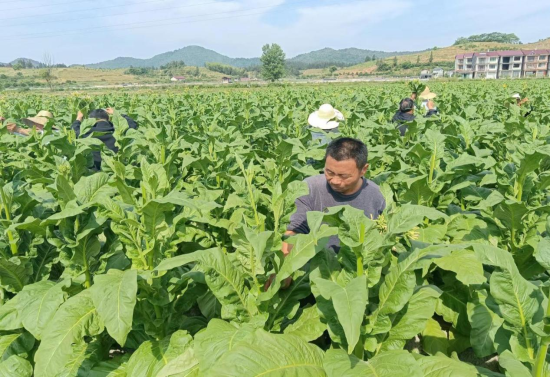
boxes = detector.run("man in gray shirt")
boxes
[286,138,386,253]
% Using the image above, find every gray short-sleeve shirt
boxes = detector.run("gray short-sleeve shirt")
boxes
[288,174,386,252]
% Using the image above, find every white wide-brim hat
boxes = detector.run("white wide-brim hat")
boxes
[22,110,53,127]
[419,87,437,100]
[511,93,521,99]
[308,104,344,130]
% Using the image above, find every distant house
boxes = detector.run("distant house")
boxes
[420,69,432,79]
[239,77,250,82]
[222,77,232,84]
[170,76,186,82]
[432,67,444,78]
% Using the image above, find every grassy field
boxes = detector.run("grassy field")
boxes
[0,65,228,88]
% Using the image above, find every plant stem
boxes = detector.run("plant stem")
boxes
[533,299,550,377]
[0,189,17,256]
[429,152,436,185]
[356,255,364,277]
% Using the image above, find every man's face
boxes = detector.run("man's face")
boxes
[324,156,368,195]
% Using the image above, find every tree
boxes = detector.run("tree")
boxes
[40,53,57,91]
[454,32,521,45]
[377,61,392,72]
[365,56,371,62]
[393,56,398,67]
[328,66,338,76]
[194,66,200,77]
[372,54,376,61]
[260,43,286,82]
[416,55,420,64]
[429,51,433,64]
[12,62,24,71]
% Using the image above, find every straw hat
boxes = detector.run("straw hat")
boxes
[419,87,437,100]
[511,93,521,99]
[308,104,344,130]
[22,110,53,127]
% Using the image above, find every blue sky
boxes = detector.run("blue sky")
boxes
[0,0,549,65]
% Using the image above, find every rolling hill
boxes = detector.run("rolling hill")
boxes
[85,45,424,69]
[288,47,424,65]
[85,46,261,69]
[339,38,550,75]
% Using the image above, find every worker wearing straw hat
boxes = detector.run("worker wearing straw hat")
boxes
[307,104,345,146]
[4,110,54,136]
[418,87,439,113]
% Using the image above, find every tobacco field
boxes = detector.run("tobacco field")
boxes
[1,80,550,376]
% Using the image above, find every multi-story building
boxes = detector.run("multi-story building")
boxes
[522,49,549,78]
[455,53,474,79]
[455,49,549,79]
[473,52,500,79]
[498,50,524,78]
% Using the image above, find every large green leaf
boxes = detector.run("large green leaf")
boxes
[417,354,479,376]
[0,332,34,361]
[194,319,255,376]
[380,285,441,351]
[0,355,32,377]
[0,295,22,331]
[313,275,367,354]
[284,305,326,342]
[124,331,194,377]
[208,328,326,377]
[489,268,544,332]
[198,248,256,320]
[323,349,421,377]
[56,341,103,377]
[0,258,31,293]
[14,280,67,340]
[74,173,115,205]
[90,269,137,346]
[467,290,503,357]
[434,249,486,285]
[34,290,104,377]
[498,350,531,377]
[387,205,448,235]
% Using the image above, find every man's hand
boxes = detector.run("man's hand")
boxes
[76,111,84,122]
[105,108,115,115]
[6,123,17,133]
[0,116,5,123]
[520,98,529,106]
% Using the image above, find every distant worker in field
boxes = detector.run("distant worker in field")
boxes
[392,90,438,137]
[307,104,344,146]
[512,93,529,107]
[510,93,532,117]
[72,108,138,170]
[2,111,55,136]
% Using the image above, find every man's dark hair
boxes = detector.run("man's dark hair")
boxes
[399,98,415,112]
[89,109,110,121]
[325,138,368,168]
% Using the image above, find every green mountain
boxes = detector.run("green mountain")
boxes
[8,58,43,67]
[288,47,424,65]
[86,46,260,69]
[85,45,426,70]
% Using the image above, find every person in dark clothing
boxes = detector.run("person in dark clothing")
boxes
[71,108,137,170]
[392,98,438,136]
